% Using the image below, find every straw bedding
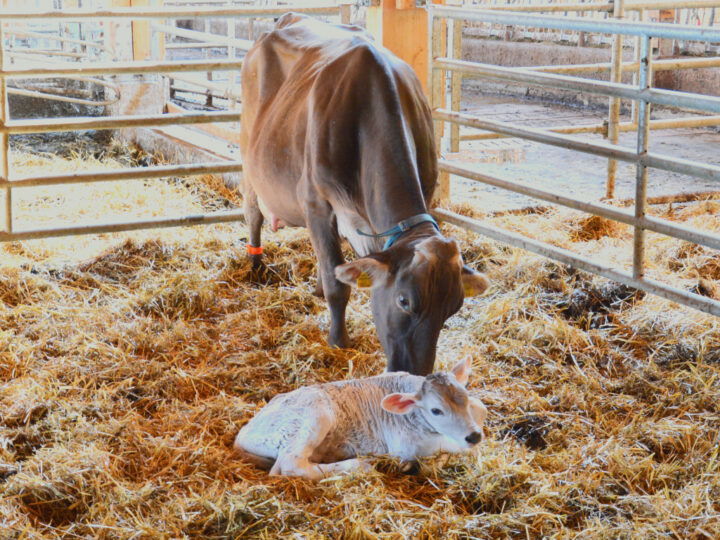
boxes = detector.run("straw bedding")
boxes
[1,147,719,539]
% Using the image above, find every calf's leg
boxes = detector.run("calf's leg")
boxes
[269,409,343,480]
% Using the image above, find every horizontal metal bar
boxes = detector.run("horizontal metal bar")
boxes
[4,111,240,134]
[168,73,241,99]
[431,6,720,42]
[435,58,720,114]
[152,23,253,51]
[2,58,245,79]
[484,2,613,12]
[626,0,720,10]
[435,110,720,182]
[458,116,720,141]
[435,109,635,160]
[7,161,242,188]
[433,208,720,317]
[166,42,222,49]
[438,159,720,251]
[527,56,720,74]
[0,6,339,21]
[0,209,245,242]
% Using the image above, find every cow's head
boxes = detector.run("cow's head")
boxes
[335,236,488,375]
[380,356,487,447]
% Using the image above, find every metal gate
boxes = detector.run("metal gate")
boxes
[1,2,720,317]
[428,3,720,317]
[0,4,343,241]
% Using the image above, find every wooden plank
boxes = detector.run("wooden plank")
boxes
[367,0,435,96]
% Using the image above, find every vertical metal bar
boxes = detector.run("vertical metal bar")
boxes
[631,9,646,126]
[430,9,450,203]
[605,0,624,199]
[633,34,652,280]
[0,23,11,235]
[450,18,462,153]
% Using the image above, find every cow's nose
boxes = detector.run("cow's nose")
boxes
[465,431,482,445]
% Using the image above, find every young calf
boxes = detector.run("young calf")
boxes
[234,357,488,480]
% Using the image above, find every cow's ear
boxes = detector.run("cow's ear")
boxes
[461,266,489,297]
[335,257,389,289]
[381,393,418,415]
[451,355,472,386]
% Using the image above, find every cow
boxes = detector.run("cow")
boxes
[239,14,489,375]
[234,356,487,479]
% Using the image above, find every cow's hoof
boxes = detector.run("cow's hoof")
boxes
[312,282,324,299]
[248,257,272,285]
[328,331,350,350]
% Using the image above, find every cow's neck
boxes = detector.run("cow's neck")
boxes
[390,221,442,248]
[365,188,430,237]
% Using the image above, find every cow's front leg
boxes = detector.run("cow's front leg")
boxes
[313,270,324,299]
[243,189,265,271]
[304,200,350,348]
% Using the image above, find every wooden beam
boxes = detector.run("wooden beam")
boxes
[367,0,435,95]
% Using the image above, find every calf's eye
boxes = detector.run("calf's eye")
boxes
[431,408,444,416]
[397,295,411,312]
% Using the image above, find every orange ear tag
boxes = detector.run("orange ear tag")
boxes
[356,271,373,288]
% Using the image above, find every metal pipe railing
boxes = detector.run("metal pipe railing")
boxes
[433,6,720,41]
[3,111,240,135]
[434,110,720,182]
[430,4,720,317]
[7,162,242,188]
[0,208,246,242]
[434,208,720,317]
[1,58,245,78]
[435,58,720,114]
[458,115,720,141]
[0,6,343,21]
[438,159,720,251]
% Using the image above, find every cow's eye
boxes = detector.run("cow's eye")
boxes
[431,408,444,416]
[396,295,411,312]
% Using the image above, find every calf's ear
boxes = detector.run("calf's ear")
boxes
[335,257,389,289]
[451,355,473,386]
[461,266,489,297]
[381,393,418,415]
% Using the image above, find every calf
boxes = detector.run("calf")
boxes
[234,357,487,480]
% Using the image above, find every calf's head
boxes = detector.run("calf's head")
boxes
[336,236,488,375]
[380,357,487,447]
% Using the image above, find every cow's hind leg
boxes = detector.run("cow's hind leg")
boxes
[243,189,267,278]
[303,199,350,348]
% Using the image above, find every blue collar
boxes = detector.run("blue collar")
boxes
[356,213,440,250]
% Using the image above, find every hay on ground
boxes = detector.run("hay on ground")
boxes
[1,145,720,538]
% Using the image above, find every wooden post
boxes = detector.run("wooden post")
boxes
[605,0,624,199]
[1,23,12,234]
[366,0,431,95]
[131,0,164,61]
[368,0,451,204]
[658,9,676,57]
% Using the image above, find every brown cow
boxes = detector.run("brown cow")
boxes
[240,13,488,375]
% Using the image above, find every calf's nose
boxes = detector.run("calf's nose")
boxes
[465,431,482,445]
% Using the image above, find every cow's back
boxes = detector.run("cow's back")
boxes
[239,14,437,225]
